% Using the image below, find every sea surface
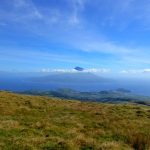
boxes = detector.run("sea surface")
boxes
[0,76,150,96]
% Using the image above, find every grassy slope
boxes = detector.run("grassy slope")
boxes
[0,91,150,150]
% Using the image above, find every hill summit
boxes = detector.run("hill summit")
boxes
[74,66,84,71]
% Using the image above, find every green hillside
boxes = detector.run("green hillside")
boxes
[20,88,150,105]
[0,91,150,150]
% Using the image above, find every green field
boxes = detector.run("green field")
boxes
[0,91,150,150]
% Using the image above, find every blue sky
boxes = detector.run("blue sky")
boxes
[1,0,150,75]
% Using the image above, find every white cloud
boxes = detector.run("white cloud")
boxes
[71,0,149,32]
[69,0,87,25]
[0,0,87,26]
[74,38,131,55]
[13,0,43,20]
[14,0,28,8]
[41,68,110,73]
[143,69,150,73]
[120,68,150,74]
[0,48,96,65]
[85,68,111,73]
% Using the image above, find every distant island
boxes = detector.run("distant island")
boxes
[19,88,150,106]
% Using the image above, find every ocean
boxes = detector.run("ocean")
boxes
[0,76,150,96]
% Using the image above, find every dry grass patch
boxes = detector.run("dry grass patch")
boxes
[0,91,150,150]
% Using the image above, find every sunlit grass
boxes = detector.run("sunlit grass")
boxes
[0,91,150,150]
